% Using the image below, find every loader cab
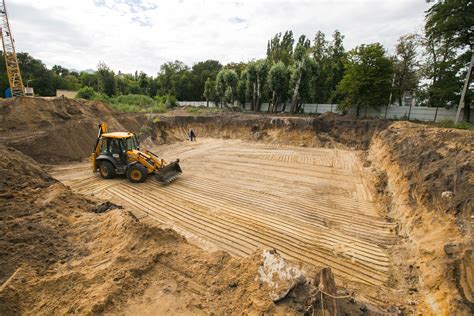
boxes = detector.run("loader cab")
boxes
[99,133,139,164]
[94,132,138,175]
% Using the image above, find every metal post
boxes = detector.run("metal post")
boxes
[455,50,474,123]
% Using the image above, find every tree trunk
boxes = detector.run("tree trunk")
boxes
[252,82,257,112]
[356,104,360,117]
[291,73,302,114]
[282,101,287,113]
[270,91,276,113]
[256,76,261,112]
[206,99,209,107]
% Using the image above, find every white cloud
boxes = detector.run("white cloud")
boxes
[6,0,430,75]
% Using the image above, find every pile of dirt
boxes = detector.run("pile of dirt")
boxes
[0,97,145,163]
[367,122,473,314]
[145,112,389,150]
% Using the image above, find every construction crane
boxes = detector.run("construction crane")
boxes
[0,0,24,97]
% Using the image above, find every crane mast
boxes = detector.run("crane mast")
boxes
[0,0,24,97]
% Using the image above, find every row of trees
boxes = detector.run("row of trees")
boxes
[1,0,471,119]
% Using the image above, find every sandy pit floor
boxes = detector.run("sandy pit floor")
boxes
[50,138,398,303]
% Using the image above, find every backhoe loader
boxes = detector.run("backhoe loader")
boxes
[91,122,182,184]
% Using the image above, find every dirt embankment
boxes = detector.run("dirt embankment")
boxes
[367,122,473,315]
[145,113,389,150]
[0,97,145,163]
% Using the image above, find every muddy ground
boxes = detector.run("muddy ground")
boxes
[0,97,472,315]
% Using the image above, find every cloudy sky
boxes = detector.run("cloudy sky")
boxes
[7,0,432,75]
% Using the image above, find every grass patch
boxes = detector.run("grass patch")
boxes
[185,106,224,114]
[436,119,472,130]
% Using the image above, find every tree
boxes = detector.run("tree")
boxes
[76,86,96,99]
[192,60,222,100]
[215,69,238,106]
[236,70,247,107]
[203,78,214,107]
[289,41,317,113]
[336,43,394,116]
[267,61,289,113]
[327,30,346,102]
[424,0,473,121]
[246,60,269,111]
[97,62,116,97]
[267,31,294,66]
[311,31,331,103]
[393,34,420,106]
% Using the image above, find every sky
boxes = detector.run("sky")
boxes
[7,0,432,75]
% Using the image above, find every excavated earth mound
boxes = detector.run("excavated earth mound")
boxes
[0,97,145,163]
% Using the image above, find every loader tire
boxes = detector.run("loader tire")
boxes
[126,164,148,183]
[98,161,115,179]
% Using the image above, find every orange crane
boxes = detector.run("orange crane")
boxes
[0,0,24,97]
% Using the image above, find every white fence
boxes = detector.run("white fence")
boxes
[178,101,473,123]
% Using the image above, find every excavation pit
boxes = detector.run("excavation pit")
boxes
[51,138,396,298]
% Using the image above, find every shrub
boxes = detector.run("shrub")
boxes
[155,94,178,108]
[113,94,155,107]
[149,103,167,113]
[76,86,96,100]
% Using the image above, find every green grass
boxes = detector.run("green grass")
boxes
[436,119,472,130]
[185,106,223,114]
[102,94,172,113]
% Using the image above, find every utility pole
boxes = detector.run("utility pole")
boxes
[455,50,474,124]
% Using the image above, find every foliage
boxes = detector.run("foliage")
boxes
[104,94,171,113]
[393,34,420,106]
[289,40,318,113]
[267,31,294,66]
[97,62,116,97]
[336,43,393,116]
[423,0,473,121]
[76,86,96,100]
[267,61,289,113]
[215,69,238,106]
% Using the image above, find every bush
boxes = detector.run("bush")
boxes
[103,94,174,113]
[76,86,96,100]
[155,94,178,108]
[113,94,155,107]
[149,103,167,113]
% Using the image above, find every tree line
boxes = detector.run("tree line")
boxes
[0,0,471,119]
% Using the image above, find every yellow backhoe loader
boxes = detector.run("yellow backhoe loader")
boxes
[91,122,182,184]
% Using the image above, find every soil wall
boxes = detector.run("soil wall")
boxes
[0,97,145,163]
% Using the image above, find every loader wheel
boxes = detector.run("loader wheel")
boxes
[126,164,148,183]
[98,161,115,179]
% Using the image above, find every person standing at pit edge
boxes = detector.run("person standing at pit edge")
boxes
[189,128,196,141]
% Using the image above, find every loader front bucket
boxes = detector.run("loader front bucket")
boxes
[155,159,182,184]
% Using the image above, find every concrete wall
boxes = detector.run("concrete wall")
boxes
[56,90,78,99]
[178,101,473,123]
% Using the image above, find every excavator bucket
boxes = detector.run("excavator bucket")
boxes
[155,160,182,184]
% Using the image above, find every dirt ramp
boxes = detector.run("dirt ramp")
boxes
[0,97,144,163]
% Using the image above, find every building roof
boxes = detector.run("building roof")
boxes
[102,132,134,139]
